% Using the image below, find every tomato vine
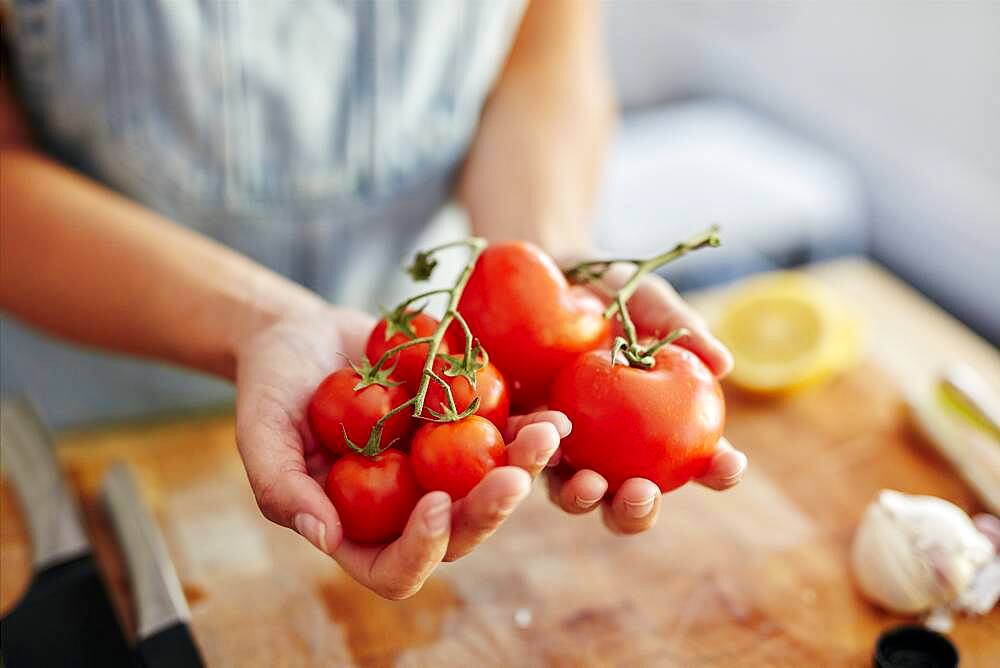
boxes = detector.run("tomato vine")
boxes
[345,238,488,457]
[565,226,722,369]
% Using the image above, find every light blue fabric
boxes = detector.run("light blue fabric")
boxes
[0,0,526,426]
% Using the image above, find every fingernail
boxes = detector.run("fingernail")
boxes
[424,499,451,537]
[535,444,559,468]
[294,513,328,554]
[718,451,748,481]
[624,496,655,519]
[555,415,572,438]
[714,343,735,377]
[575,495,601,509]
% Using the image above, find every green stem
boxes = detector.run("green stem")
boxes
[568,226,720,370]
[450,310,475,363]
[397,288,452,311]
[357,396,417,456]
[426,370,458,415]
[369,336,434,374]
[602,226,720,320]
[419,239,482,257]
[617,294,639,350]
[411,238,487,417]
[643,328,689,358]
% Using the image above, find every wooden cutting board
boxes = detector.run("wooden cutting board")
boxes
[2,259,998,666]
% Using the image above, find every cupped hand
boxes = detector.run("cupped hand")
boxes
[233,304,565,599]
[545,269,748,534]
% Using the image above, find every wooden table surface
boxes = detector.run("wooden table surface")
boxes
[2,257,998,667]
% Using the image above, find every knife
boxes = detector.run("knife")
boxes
[102,463,204,668]
[0,398,133,667]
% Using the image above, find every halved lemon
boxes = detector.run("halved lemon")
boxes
[716,272,859,395]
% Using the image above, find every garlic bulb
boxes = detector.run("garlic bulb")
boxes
[851,490,995,615]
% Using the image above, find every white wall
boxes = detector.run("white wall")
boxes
[604,0,1000,339]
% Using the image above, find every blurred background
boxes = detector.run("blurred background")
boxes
[595,0,999,338]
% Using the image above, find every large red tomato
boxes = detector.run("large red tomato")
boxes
[548,345,725,493]
[325,450,422,544]
[458,242,611,410]
[365,311,453,389]
[308,368,413,455]
[410,416,508,500]
[424,358,510,431]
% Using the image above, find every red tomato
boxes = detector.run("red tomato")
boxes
[325,450,422,543]
[459,242,612,410]
[365,312,452,388]
[410,416,508,500]
[424,358,510,431]
[308,368,413,456]
[548,345,725,494]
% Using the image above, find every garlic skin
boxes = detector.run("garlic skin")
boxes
[851,490,995,614]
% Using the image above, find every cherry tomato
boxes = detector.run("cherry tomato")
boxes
[365,312,453,388]
[410,416,508,500]
[325,450,422,544]
[308,368,413,456]
[424,358,510,431]
[459,242,611,410]
[548,345,725,494]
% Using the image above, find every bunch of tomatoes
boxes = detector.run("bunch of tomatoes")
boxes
[309,233,726,544]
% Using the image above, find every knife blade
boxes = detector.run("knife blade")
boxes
[0,398,133,667]
[102,463,204,668]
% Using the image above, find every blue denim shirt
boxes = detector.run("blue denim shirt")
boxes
[1,0,525,425]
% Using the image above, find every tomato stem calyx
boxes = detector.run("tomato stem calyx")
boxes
[380,305,421,340]
[345,396,418,457]
[349,356,404,391]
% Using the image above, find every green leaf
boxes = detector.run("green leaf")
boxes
[406,251,438,282]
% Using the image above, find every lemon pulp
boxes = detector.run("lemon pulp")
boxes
[716,272,858,395]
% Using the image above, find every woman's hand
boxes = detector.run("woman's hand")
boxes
[233,304,565,599]
[545,270,748,534]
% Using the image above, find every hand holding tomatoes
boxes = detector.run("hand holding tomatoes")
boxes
[543,229,747,534]
[238,231,748,602]
[235,301,568,600]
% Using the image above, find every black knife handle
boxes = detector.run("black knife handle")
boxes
[1,398,89,570]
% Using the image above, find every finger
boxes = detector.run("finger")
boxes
[695,438,748,491]
[601,478,661,535]
[503,410,572,443]
[236,404,343,557]
[445,467,532,561]
[554,468,608,514]
[333,491,451,600]
[505,422,562,477]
